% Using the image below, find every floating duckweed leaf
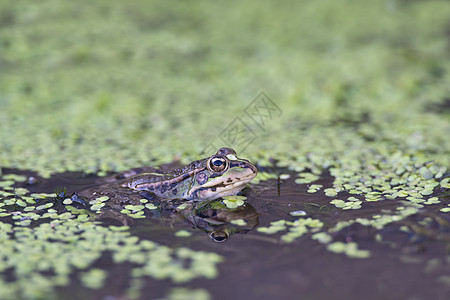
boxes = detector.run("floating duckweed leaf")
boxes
[423,197,440,205]
[31,193,57,199]
[295,172,319,184]
[90,203,105,211]
[76,214,90,222]
[139,199,148,203]
[257,218,323,243]
[23,196,36,204]
[230,219,247,226]
[2,174,27,182]
[175,230,192,237]
[177,203,188,210]
[0,181,15,187]
[420,189,434,196]
[36,203,53,210]
[257,224,286,234]
[109,225,130,231]
[327,242,371,258]
[124,205,144,211]
[80,269,107,289]
[279,174,291,180]
[63,199,73,205]
[307,184,322,193]
[4,199,16,206]
[440,178,450,189]
[96,196,109,202]
[15,219,32,226]
[309,184,322,190]
[251,172,277,184]
[330,198,362,210]
[420,167,434,180]
[126,278,144,299]
[165,288,211,300]
[129,213,145,219]
[14,188,29,196]
[89,196,109,205]
[15,199,27,207]
[438,275,450,287]
[311,232,332,244]
[222,196,246,209]
[0,191,14,197]
[23,206,36,212]
[330,199,346,208]
[324,188,338,197]
[145,203,158,210]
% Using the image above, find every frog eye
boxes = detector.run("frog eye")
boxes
[207,156,228,173]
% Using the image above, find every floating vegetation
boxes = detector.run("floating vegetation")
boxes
[294,172,320,185]
[222,196,247,209]
[257,218,324,243]
[121,204,146,218]
[330,197,362,210]
[1,0,450,298]
[307,184,322,193]
[175,230,193,237]
[326,242,371,259]
[0,172,223,299]
[0,215,223,298]
[250,172,278,185]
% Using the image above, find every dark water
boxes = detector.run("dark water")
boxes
[3,168,450,300]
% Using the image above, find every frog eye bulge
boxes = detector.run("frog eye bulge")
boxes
[208,156,228,173]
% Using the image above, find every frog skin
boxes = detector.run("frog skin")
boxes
[124,147,258,201]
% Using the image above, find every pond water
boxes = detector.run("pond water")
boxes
[1,166,449,300]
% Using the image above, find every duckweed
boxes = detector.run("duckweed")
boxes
[175,230,192,237]
[307,184,322,193]
[257,218,324,243]
[165,288,211,300]
[230,219,247,226]
[251,172,278,185]
[80,269,107,289]
[145,203,158,210]
[0,0,450,298]
[0,172,225,299]
[327,242,371,259]
[295,173,320,185]
[222,196,247,209]
[330,197,363,210]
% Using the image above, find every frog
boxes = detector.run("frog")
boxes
[78,147,258,206]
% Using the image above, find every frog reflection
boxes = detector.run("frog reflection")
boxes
[92,198,259,242]
[169,199,260,242]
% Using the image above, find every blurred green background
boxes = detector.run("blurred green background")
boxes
[1,0,449,176]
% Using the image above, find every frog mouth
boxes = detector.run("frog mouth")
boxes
[188,166,257,200]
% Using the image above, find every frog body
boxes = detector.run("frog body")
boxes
[125,147,257,201]
[79,148,257,204]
